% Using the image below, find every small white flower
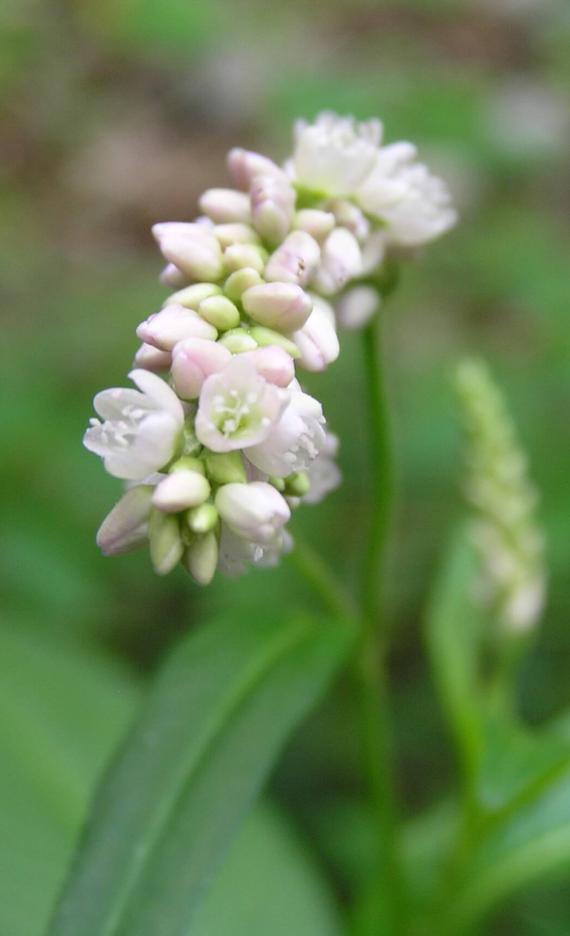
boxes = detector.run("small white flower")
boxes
[357,143,457,247]
[246,388,326,477]
[292,295,339,372]
[290,111,382,197]
[303,432,341,504]
[216,481,290,543]
[84,370,185,481]
[195,357,289,453]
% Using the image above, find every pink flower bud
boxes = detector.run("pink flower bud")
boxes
[294,209,336,240]
[96,485,154,556]
[329,199,370,242]
[199,188,251,224]
[159,263,187,288]
[239,346,295,387]
[214,223,260,248]
[152,470,211,513]
[312,228,363,295]
[292,296,339,372]
[171,337,232,399]
[152,222,224,281]
[215,481,290,543]
[133,343,172,372]
[335,285,379,330]
[227,147,286,190]
[250,174,296,247]
[137,304,217,351]
[265,231,321,286]
[242,282,312,332]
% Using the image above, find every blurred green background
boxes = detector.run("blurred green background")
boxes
[1,0,569,933]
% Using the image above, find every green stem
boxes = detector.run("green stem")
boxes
[355,313,404,932]
[289,535,358,624]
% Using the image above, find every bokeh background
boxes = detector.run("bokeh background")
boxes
[1,1,569,933]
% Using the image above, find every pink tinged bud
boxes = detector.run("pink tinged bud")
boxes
[242,282,312,332]
[292,296,339,372]
[223,243,266,274]
[96,485,154,556]
[312,228,363,296]
[133,343,172,373]
[265,231,321,286]
[137,304,217,351]
[294,209,336,240]
[171,337,232,399]
[335,285,379,330]
[199,188,251,224]
[360,230,387,275]
[152,470,211,513]
[238,346,296,387]
[224,267,264,301]
[329,199,370,242]
[215,481,290,543]
[250,174,296,247]
[214,223,260,248]
[164,282,222,310]
[159,263,188,288]
[227,147,287,190]
[152,222,224,281]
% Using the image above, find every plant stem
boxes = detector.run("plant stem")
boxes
[289,535,358,624]
[355,312,404,932]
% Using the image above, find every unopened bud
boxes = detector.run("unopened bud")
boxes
[133,343,172,372]
[312,228,363,295]
[183,531,218,585]
[171,337,232,399]
[238,346,295,387]
[137,304,217,350]
[242,282,312,332]
[292,295,339,372]
[265,231,320,287]
[148,509,184,575]
[164,282,222,310]
[285,471,311,497]
[218,328,258,353]
[153,223,224,281]
[152,470,211,513]
[294,209,336,240]
[223,243,267,274]
[248,326,300,358]
[329,199,370,242]
[214,223,260,248]
[227,147,286,189]
[199,188,251,224]
[186,503,219,534]
[170,455,206,475]
[335,286,379,330]
[224,267,264,301]
[159,263,187,288]
[250,174,295,247]
[198,295,241,331]
[215,481,290,543]
[205,451,247,485]
[96,485,153,556]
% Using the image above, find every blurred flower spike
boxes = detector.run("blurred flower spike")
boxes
[84,112,456,583]
[455,359,546,634]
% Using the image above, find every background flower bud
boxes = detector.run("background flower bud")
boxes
[137,304,218,350]
[264,231,321,286]
[312,228,363,295]
[242,282,312,332]
[294,209,336,240]
[199,188,251,224]
[227,147,286,189]
[159,263,187,288]
[148,509,184,575]
[183,532,218,585]
[171,337,231,399]
[152,470,211,513]
[214,223,260,248]
[335,285,380,330]
[96,485,154,556]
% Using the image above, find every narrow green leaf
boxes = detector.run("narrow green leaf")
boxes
[49,613,351,936]
[425,527,484,776]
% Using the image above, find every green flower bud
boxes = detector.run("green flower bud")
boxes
[148,509,184,575]
[218,329,258,353]
[164,282,222,310]
[224,268,264,302]
[198,295,241,331]
[186,502,219,534]
[285,471,310,496]
[183,532,218,585]
[249,326,300,358]
[205,451,247,485]
[268,476,286,492]
[170,455,206,476]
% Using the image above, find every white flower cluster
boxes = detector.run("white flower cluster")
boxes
[455,359,546,634]
[84,112,455,584]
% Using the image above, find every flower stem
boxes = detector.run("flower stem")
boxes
[355,312,404,932]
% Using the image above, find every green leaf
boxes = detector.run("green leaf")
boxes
[49,612,351,936]
[425,527,484,776]
[0,626,139,936]
[191,803,341,935]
